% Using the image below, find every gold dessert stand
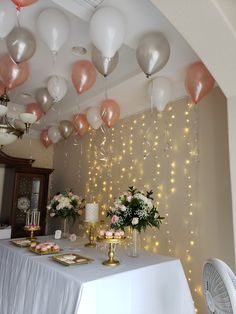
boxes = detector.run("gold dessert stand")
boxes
[24,226,40,241]
[97,237,126,267]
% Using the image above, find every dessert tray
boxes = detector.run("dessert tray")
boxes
[51,253,94,266]
[29,242,62,255]
[11,239,32,247]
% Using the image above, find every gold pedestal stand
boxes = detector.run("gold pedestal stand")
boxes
[97,237,126,266]
[84,222,97,248]
[24,226,40,241]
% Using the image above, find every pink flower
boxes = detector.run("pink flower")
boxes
[111,215,119,223]
[127,196,132,202]
[132,217,139,225]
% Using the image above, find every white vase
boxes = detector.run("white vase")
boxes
[61,217,69,238]
[128,228,141,257]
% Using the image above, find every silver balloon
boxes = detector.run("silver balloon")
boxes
[91,46,119,77]
[136,32,170,78]
[14,119,26,131]
[36,88,54,113]
[7,27,36,64]
[59,120,74,139]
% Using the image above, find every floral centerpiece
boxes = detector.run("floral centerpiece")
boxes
[107,186,164,232]
[47,190,85,220]
[47,190,85,238]
[107,186,164,257]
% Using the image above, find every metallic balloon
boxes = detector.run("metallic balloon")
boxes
[36,87,54,113]
[14,119,26,131]
[72,113,89,137]
[7,27,36,64]
[59,120,74,139]
[40,129,52,148]
[136,32,170,78]
[0,54,29,89]
[100,98,120,128]
[48,125,62,144]
[91,46,119,77]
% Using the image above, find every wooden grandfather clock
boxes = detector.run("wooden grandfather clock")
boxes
[0,151,53,238]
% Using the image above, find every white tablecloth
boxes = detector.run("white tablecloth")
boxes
[0,236,195,314]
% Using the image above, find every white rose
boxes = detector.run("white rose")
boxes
[132,217,139,225]
[50,213,55,217]
[120,205,127,211]
[127,196,132,202]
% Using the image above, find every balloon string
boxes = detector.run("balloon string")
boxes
[16,9,21,27]
[104,76,108,100]
[150,78,154,113]
[52,53,57,72]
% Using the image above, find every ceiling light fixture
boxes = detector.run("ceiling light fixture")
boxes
[0,90,37,147]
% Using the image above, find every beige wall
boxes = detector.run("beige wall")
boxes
[2,137,54,169]
[52,87,234,313]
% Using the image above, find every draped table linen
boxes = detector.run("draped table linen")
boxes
[0,236,195,314]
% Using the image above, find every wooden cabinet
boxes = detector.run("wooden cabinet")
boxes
[0,151,53,238]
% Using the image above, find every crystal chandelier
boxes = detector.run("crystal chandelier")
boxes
[0,90,37,146]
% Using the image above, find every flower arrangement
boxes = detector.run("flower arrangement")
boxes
[107,186,164,232]
[47,190,85,221]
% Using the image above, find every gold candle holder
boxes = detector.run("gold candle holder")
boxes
[97,237,126,266]
[84,222,97,248]
[24,226,40,241]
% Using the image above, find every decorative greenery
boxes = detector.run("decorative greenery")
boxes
[107,186,164,232]
[47,190,85,221]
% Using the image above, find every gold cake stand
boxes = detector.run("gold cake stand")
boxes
[24,226,40,241]
[97,237,126,266]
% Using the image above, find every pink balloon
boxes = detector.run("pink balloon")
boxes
[40,129,52,148]
[11,0,38,10]
[26,102,43,121]
[100,98,120,128]
[0,81,5,96]
[72,113,89,137]
[185,61,215,104]
[0,54,29,90]
[71,60,96,95]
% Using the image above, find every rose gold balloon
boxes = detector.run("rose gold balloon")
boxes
[0,81,5,96]
[72,113,89,137]
[71,60,96,95]
[11,0,38,10]
[185,61,215,104]
[100,98,120,128]
[26,102,43,121]
[40,129,52,148]
[0,54,29,90]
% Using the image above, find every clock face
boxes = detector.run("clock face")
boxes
[17,197,30,212]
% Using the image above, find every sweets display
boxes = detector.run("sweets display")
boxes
[29,241,61,254]
[51,253,94,266]
[98,230,125,240]
[11,239,32,247]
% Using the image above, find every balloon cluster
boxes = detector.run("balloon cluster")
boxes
[0,2,216,149]
[41,98,120,148]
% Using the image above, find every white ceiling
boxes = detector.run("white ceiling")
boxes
[1,0,199,134]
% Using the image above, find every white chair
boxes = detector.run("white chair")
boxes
[203,258,236,313]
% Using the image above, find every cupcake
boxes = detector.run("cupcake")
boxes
[30,242,37,249]
[119,230,125,238]
[41,246,48,253]
[53,244,60,252]
[105,230,113,239]
[35,244,41,252]
[114,231,121,239]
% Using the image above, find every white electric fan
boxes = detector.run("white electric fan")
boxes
[203,258,236,313]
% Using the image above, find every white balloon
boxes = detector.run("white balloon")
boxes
[148,77,172,112]
[37,8,70,54]
[90,7,125,59]
[48,126,62,144]
[47,76,67,102]
[87,107,103,130]
[0,0,16,39]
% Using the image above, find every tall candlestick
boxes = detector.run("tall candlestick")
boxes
[85,203,99,223]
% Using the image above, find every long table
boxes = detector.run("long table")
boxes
[0,236,195,314]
